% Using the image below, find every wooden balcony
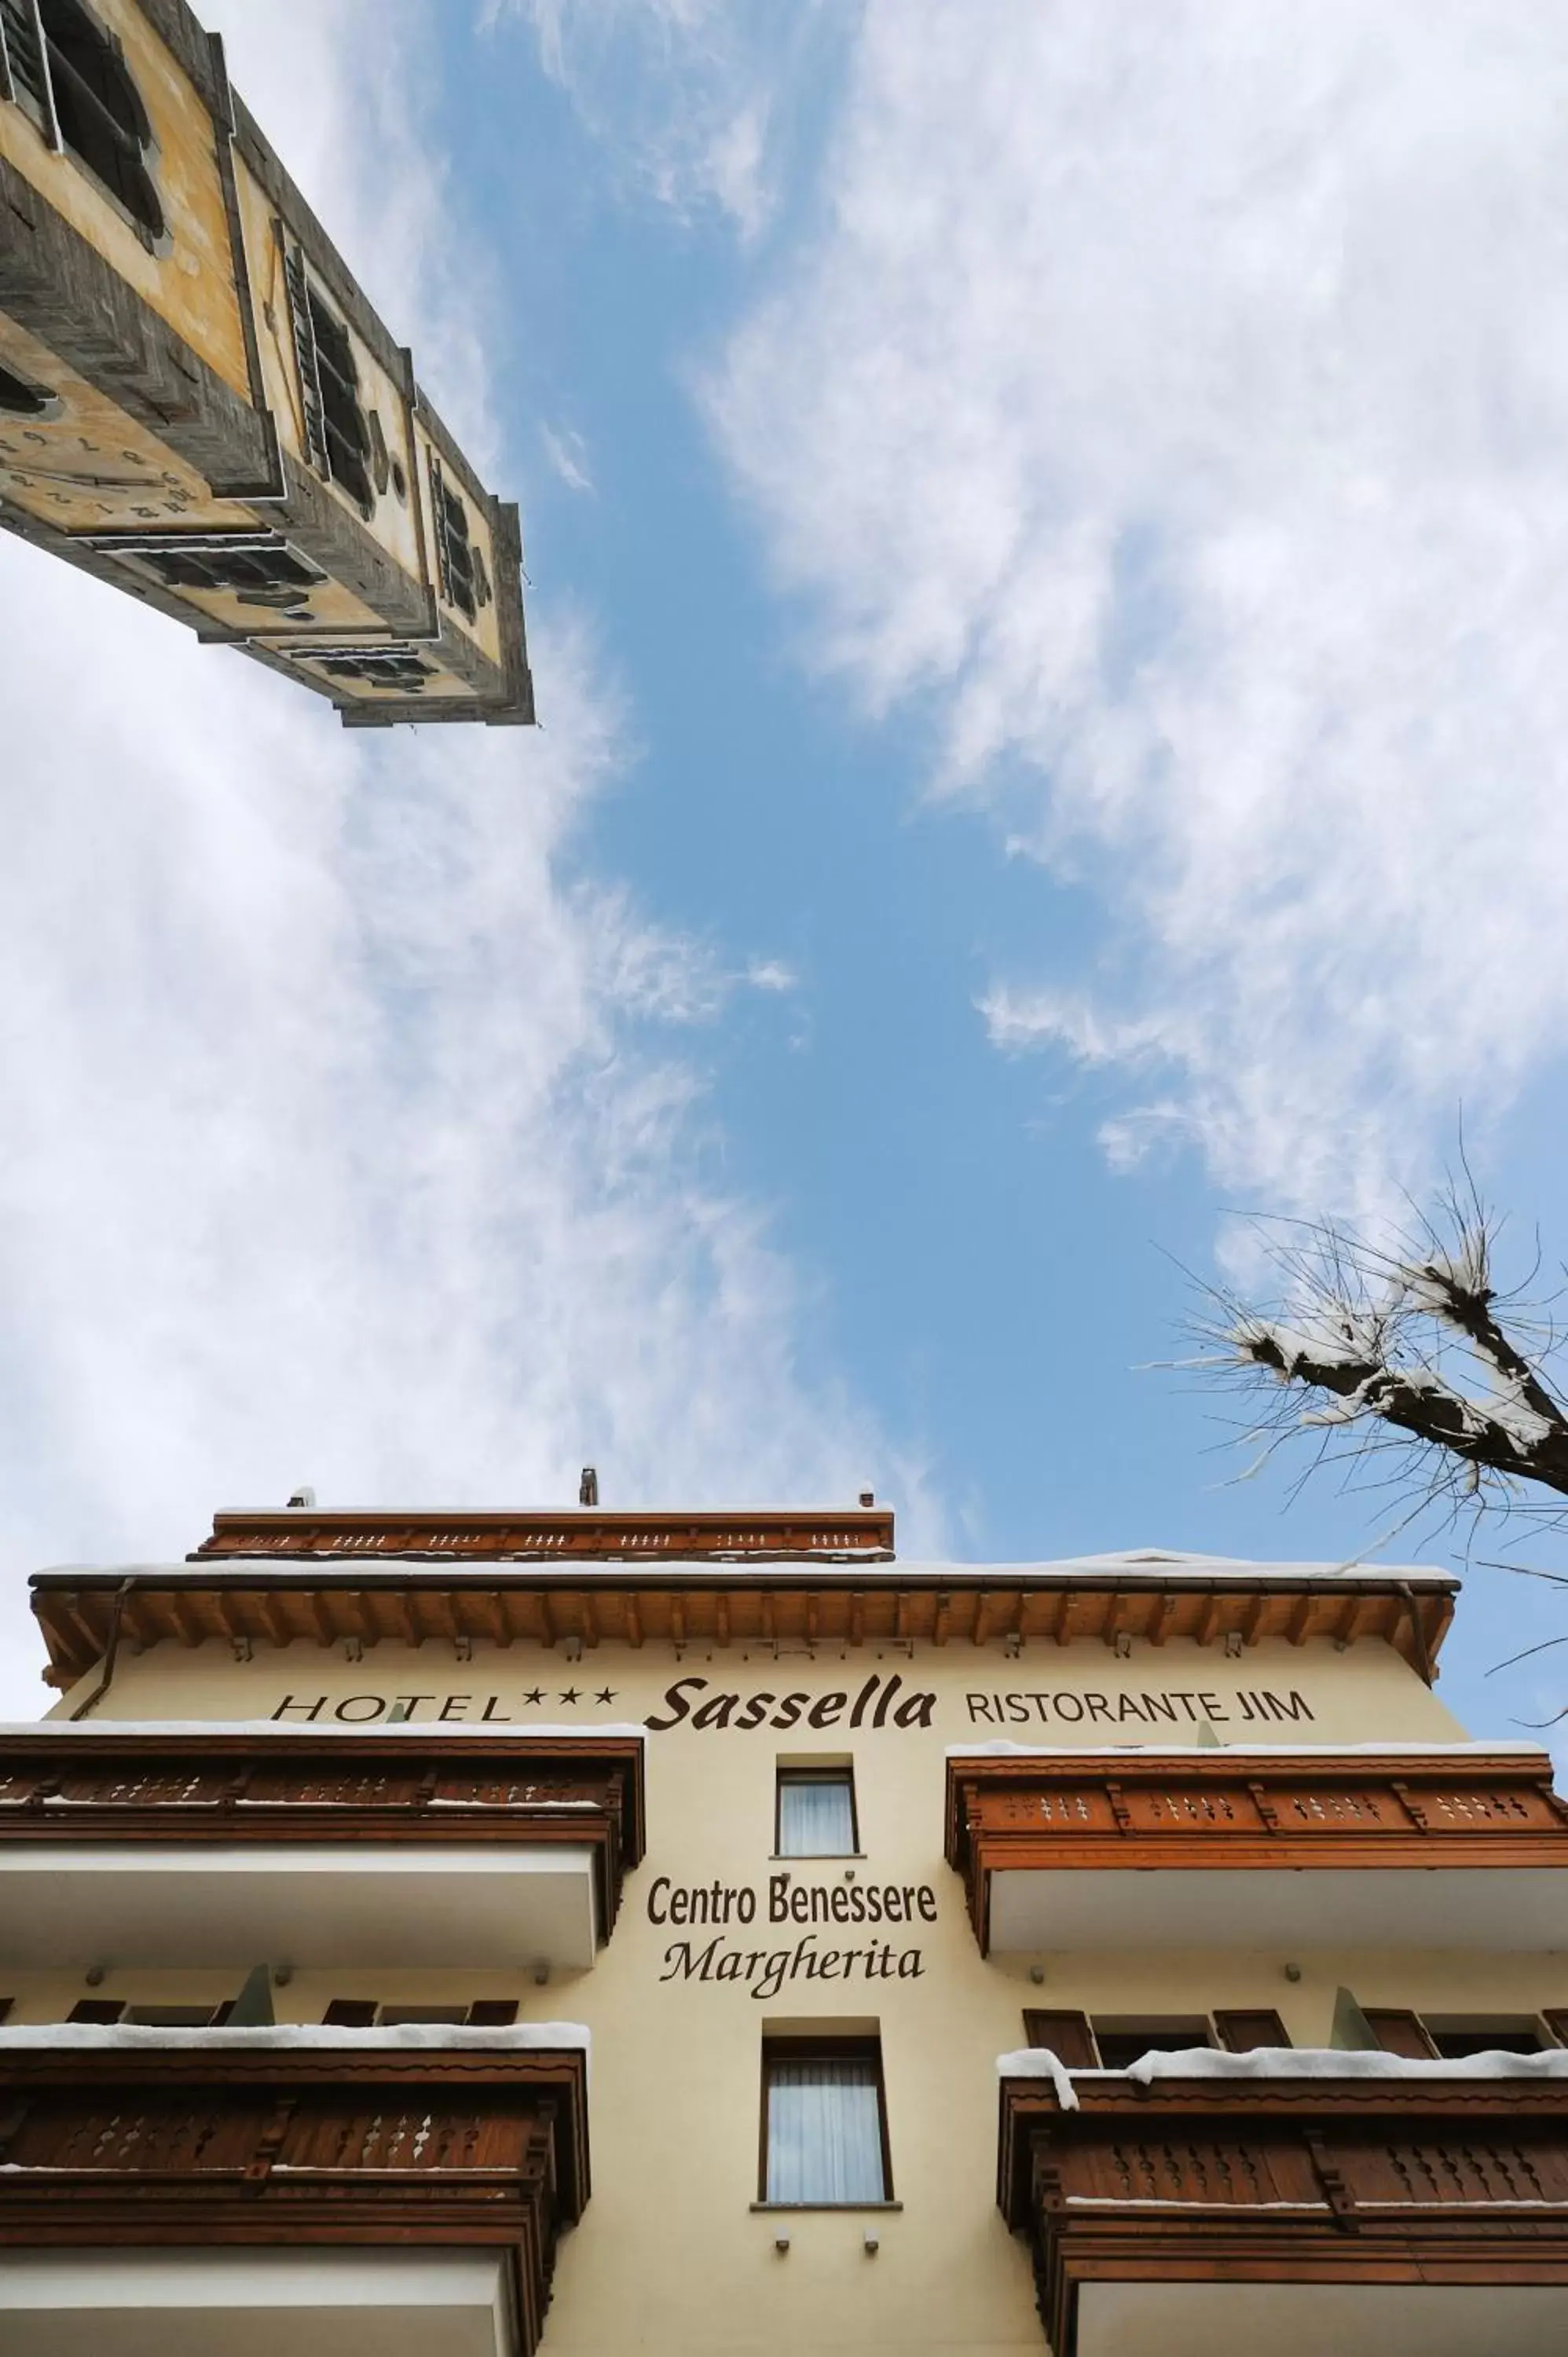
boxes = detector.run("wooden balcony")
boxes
[0,1727,643,1970]
[0,2033,587,2357]
[948,1747,1568,1954]
[999,2059,1568,2357]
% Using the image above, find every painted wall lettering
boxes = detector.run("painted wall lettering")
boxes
[644,1673,935,1733]
[658,1933,926,2002]
[963,1688,1317,1727]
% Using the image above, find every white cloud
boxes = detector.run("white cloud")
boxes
[487,0,834,240]
[709,0,1568,1220]
[0,2,924,1714]
[541,422,595,494]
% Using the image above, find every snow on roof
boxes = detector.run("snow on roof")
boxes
[949,1739,1551,1761]
[6,1721,647,1741]
[30,1551,1456,1585]
[0,2022,590,2053]
[998,2043,1568,2111]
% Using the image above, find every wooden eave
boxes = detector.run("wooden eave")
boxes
[0,2039,588,2355]
[998,2067,1568,2352]
[948,1747,1568,1953]
[29,1555,1456,1690]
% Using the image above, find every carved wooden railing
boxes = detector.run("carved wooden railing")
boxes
[0,1728,644,1937]
[191,1506,897,1560]
[998,2066,1568,2356]
[948,1749,1568,1951]
[0,2039,588,2356]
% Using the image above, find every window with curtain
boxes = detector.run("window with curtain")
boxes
[762,2040,888,2205]
[775,1767,857,1857]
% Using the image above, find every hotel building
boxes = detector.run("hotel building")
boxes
[1,0,532,724]
[2,1498,1568,2354]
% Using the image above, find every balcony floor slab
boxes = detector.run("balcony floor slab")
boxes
[1080,2280,1568,2357]
[0,1843,597,1968]
[0,2251,512,2357]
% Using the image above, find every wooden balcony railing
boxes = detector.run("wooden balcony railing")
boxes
[999,2062,1568,2356]
[948,1748,1568,1952]
[0,2036,588,2356]
[0,1727,644,1937]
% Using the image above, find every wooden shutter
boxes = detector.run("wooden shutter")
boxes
[0,1998,12,2025]
[1364,2007,1437,2059]
[1214,2008,1290,2053]
[67,1999,124,2023]
[1021,2009,1098,2067]
[1543,2010,1568,2050]
[466,2000,520,2027]
[321,1997,379,2027]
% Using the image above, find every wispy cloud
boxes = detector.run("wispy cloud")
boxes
[708,0,1568,1221]
[487,0,835,240]
[541,421,595,493]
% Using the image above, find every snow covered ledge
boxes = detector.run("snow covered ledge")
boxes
[997,2047,1568,2357]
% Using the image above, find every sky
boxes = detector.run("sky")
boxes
[2,0,1567,1740]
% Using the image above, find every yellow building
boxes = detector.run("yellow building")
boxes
[3,1497,1568,2355]
[0,0,532,725]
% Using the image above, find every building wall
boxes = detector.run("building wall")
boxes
[9,1626,1520,2357]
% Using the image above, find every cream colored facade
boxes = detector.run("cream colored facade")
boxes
[6,1524,1566,2356]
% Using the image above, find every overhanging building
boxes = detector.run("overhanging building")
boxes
[4,1501,1568,2355]
[1,0,533,724]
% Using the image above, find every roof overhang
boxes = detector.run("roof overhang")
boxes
[27,1546,1456,1691]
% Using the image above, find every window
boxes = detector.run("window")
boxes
[67,1999,233,2025]
[429,457,490,621]
[1091,2017,1213,2072]
[2,2,163,241]
[310,645,436,691]
[1365,2008,1555,2061]
[280,242,375,519]
[1022,2009,1287,2066]
[321,1998,519,2027]
[761,2036,890,2206]
[114,534,325,614]
[775,1766,858,1857]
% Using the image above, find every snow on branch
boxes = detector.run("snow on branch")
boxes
[1188,1178,1568,1532]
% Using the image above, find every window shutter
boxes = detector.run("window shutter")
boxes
[466,2000,520,2027]
[281,240,332,482]
[67,1999,124,2024]
[1021,2009,1097,2068]
[0,0,60,145]
[0,1998,12,2025]
[1543,2011,1568,2050]
[1214,2008,1291,2053]
[1363,2007,1437,2059]
[321,1998,379,2027]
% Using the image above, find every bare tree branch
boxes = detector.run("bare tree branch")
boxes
[1186,1177,1568,1539]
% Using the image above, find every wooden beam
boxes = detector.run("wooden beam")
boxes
[1196,1589,1222,1648]
[1286,1593,1314,1647]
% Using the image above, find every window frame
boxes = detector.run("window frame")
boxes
[2,0,167,250]
[321,1997,520,2029]
[774,1764,859,1859]
[1022,2008,1288,2066]
[757,2033,893,2209]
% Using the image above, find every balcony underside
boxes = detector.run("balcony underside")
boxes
[0,1844,598,1968]
[1075,2282,1568,2357]
[0,2251,514,2357]
[988,1861,1568,1952]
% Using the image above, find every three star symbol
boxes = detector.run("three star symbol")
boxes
[520,1684,617,1707]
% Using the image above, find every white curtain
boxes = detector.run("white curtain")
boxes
[766,2061,885,2203]
[778,1775,855,1856]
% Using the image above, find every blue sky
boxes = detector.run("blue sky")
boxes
[2,0,1566,1744]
